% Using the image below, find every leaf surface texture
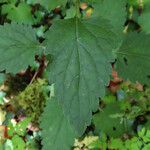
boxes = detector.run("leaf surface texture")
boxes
[116,33,150,84]
[45,17,118,134]
[40,98,77,150]
[0,23,39,73]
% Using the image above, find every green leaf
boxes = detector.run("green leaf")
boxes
[15,118,31,136]
[93,102,125,137]
[0,23,40,73]
[29,0,67,10]
[143,144,150,150]
[116,33,150,85]
[92,0,127,34]
[108,138,124,149]
[125,137,142,150]
[2,2,34,24]
[139,12,150,34]
[45,17,118,134]
[138,4,150,34]
[40,98,77,150]
[127,0,138,6]
[11,135,26,150]
[65,6,76,19]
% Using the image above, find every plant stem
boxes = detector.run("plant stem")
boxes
[75,0,80,18]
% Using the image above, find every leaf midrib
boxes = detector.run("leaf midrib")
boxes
[75,17,81,123]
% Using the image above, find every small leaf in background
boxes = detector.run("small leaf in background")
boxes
[15,118,31,136]
[128,0,138,6]
[116,33,150,85]
[138,128,150,143]
[103,94,116,104]
[92,0,127,34]
[0,23,40,73]
[138,2,150,34]
[65,6,76,19]
[93,102,126,137]
[12,135,26,150]
[26,139,40,150]
[2,2,34,24]
[108,138,124,150]
[89,133,107,150]
[88,139,102,149]
[7,118,31,137]
[74,136,99,150]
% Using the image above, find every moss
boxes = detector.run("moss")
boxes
[15,78,49,124]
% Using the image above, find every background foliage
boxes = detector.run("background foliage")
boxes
[0,0,150,150]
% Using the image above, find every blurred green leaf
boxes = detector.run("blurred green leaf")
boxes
[12,135,26,150]
[15,118,31,136]
[2,2,34,24]
[93,102,126,137]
